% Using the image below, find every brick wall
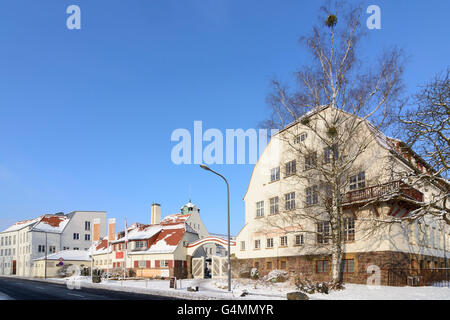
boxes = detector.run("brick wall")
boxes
[233,251,450,286]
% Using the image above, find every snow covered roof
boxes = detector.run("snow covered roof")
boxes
[2,214,70,233]
[160,213,191,225]
[2,216,42,232]
[126,224,162,241]
[90,239,112,255]
[31,215,70,233]
[34,250,90,261]
[136,225,187,254]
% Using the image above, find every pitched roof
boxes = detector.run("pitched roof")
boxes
[31,215,70,233]
[34,250,90,261]
[2,216,42,232]
[160,213,191,225]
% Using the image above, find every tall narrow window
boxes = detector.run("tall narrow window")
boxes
[285,192,295,211]
[270,167,280,182]
[344,217,355,242]
[280,236,288,247]
[256,201,264,217]
[285,160,296,176]
[306,185,319,205]
[266,238,274,248]
[269,197,279,215]
[254,240,261,249]
[85,221,91,231]
[317,222,330,244]
[295,234,304,246]
[324,144,338,164]
[305,152,317,170]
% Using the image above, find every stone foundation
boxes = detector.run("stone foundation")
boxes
[233,251,450,286]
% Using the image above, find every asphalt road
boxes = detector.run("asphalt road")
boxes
[0,276,182,300]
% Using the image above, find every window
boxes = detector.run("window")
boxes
[280,236,287,247]
[135,241,146,249]
[317,222,330,244]
[294,132,307,144]
[254,240,261,249]
[324,144,338,164]
[316,260,329,273]
[85,234,90,241]
[295,234,304,246]
[85,221,91,231]
[138,260,146,268]
[63,247,69,250]
[305,152,317,170]
[306,185,319,205]
[240,241,245,251]
[280,260,287,269]
[285,160,296,176]
[341,259,354,273]
[38,245,45,253]
[49,246,56,254]
[270,167,280,182]
[256,201,264,217]
[160,260,169,268]
[269,197,279,215]
[73,233,79,240]
[266,238,274,248]
[266,261,272,270]
[344,217,355,242]
[349,171,366,190]
[285,192,295,211]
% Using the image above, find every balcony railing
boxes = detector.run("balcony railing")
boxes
[342,180,424,205]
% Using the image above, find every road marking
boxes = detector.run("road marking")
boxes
[36,286,45,290]
[66,293,85,298]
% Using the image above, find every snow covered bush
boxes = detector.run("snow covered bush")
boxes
[262,270,289,283]
[295,278,345,294]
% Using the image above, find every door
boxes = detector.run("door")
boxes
[12,260,16,275]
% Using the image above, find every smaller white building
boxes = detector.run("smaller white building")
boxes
[0,211,106,277]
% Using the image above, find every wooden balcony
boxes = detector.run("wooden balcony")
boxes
[342,180,424,206]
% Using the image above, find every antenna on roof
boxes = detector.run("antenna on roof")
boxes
[188,184,192,203]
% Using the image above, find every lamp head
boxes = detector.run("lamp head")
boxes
[200,164,211,171]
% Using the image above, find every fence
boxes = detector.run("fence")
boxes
[387,268,450,287]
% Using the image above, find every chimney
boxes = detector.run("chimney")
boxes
[151,203,161,225]
[108,218,116,241]
[93,218,101,242]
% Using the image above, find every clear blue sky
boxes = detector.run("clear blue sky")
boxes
[0,0,448,235]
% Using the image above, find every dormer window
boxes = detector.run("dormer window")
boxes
[294,132,307,144]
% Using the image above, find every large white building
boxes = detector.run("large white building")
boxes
[0,211,106,277]
[234,106,449,285]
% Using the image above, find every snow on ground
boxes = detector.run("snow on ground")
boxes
[44,276,450,300]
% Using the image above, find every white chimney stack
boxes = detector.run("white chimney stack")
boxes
[151,203,161,225]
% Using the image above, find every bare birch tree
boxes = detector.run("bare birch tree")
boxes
[259,2,406,285]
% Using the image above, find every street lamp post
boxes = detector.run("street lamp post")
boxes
[200,164,231,292]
